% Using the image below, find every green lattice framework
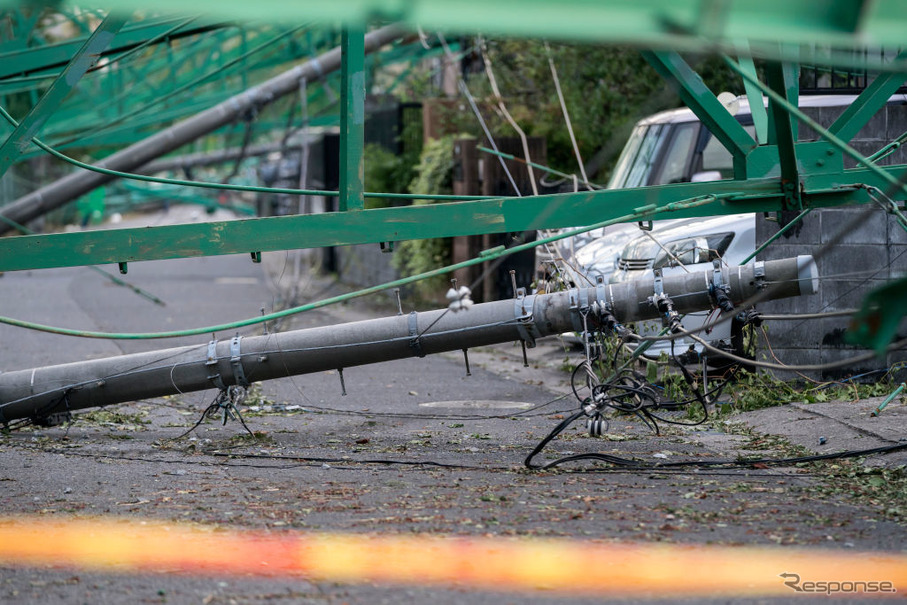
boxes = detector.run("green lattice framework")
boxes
[0,0,905,280]
[0,13,446,157]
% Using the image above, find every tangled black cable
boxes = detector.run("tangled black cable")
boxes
[525,330,907,470]
[527,317,742,469]
[171,386,255,441]
[570,355,737,432]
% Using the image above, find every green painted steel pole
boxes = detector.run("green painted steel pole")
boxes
[0,13,127,177]
[339,26,365,212]
[642,50,756,179]
[724,55,907,199]
[0,23,405,235]
[763,57,801,210]
[739,207,812,265]
[871,382,906,417]
[735,47,767,144]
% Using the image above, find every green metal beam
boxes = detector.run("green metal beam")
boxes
[0,17,225,79]
[44,26,307,148]
[735,46,767,144]
[4,28,407,155]
[0,14,128,178]
[763,56,801,209]
[0,164,896,272]
[42,26,342,147]
[339,26,365,211]
[0,0,895,50]
[642,50,756,179]
[828,49,907,144]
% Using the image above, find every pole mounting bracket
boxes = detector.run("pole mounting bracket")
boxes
[408,311,425,358]
[514,288,540,348]
[230,335,249,388]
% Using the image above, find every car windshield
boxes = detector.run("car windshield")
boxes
[608,121,699,188]
[607,124,666,189]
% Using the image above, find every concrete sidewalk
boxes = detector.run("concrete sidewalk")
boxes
[726,396,907,467]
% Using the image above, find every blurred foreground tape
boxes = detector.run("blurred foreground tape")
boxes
[0,516,904,597]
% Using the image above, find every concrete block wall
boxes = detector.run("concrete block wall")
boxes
[800,98,907,169]
[754,99,907,380]
[755,206,907,380]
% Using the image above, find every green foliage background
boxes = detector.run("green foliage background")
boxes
[380,41,745,295]
[390,135,456,300]
[434,40,744,181]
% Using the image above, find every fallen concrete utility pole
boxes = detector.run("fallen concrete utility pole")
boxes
[0,23,405,234]
[0,256,817,425]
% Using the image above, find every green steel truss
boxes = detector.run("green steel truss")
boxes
[0,169,887,272]
[1,23,344,152]
[4,1,907,50]
[1,2,906,278]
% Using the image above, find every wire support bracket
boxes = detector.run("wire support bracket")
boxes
[205,339,226,390]
[709,261,734,313]
[230,335,249,388]
[753,260,766,287]
[408,311,425,358]
[205,336,250,390]
[514,288,540,348]
[568,287,590,333]
[594,276,609,311]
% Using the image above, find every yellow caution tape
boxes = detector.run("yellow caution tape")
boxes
[0,517,903,597]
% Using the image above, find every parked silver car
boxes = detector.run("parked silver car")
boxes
[607,213,755,359]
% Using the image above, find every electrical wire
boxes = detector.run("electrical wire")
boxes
[478,38,539,195]
[436,33,522,197]
[475,145,604,189]
[0,194,721,339]
[522,309,904,471]
[631,201,880,345]
[543,41,591,190]
[757,309,856,321]
[689,333,907,372]
[208,451,497,471]
[221,111,256,184]
[0,103,490,203]
[4,436,894,478]
[527,433,907,471]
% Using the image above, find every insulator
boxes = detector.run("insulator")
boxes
[591,384,609,404]
[227,385,247,406]
[586,414,608,438]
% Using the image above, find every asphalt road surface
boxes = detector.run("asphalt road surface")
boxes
[1,211,904,604]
